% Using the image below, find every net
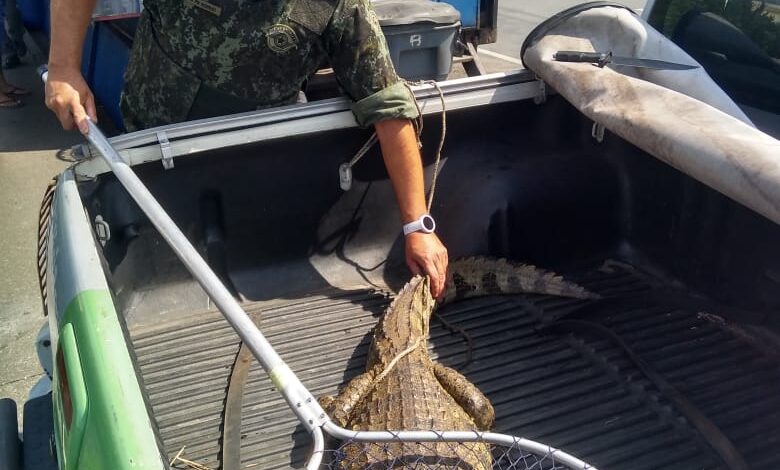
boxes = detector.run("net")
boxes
[314,430,595,470]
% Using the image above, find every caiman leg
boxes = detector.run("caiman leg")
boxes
[318,370,376,427]
[433,363,495,430]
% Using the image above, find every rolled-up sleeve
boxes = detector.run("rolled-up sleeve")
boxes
[351,81,418,127]
[323,0,419,127]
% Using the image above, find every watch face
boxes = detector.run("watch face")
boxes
[421,215,436,233]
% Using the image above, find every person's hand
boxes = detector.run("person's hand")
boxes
[45,65,97,134]
[405,232,448,300]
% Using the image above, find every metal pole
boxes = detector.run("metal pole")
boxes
[89,117,326,426]
[306,427,325,470]
[41,66,327,431]
[321,422,596,470]
[81,118,281,367]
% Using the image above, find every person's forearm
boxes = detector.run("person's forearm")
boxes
[374,118,428,223]
[49,0,97,70]
[375,118,448,299]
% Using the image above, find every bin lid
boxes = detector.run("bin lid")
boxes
[372,0,461,26]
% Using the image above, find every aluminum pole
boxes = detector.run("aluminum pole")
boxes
[41,67,327,431]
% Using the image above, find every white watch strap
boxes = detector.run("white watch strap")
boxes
[403,214,436,236]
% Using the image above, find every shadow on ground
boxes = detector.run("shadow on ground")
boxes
[0,41,82,153]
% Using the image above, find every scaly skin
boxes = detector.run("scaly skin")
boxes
[320,257,597,469]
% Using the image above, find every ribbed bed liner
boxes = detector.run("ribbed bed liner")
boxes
[130,261,780,469]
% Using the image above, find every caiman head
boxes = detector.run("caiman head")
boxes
[367,275,436,369]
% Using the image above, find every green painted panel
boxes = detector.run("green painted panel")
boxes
[52,324,88,469]
[52,289,165,470]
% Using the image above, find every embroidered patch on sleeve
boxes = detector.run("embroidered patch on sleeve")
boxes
[267,24,299,54]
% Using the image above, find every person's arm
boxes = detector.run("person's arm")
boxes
[45,0,98,133]
[374,118,448,299]
[323,0,449,297]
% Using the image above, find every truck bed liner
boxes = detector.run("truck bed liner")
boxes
[129,261,780,469]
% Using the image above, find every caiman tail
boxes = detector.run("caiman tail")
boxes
[442,257,598,304]
[374,256,596,358]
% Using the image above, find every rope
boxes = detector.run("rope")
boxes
[433,313,474,369]
[404,81,426,146]
[347,132,378,168]
[343,80,447,212]
[55,147,80,163]
[401,79,446,210]
[340,82,453,380]
[373,336,425,384]
[424,81,446,211]
[37,176,58,317]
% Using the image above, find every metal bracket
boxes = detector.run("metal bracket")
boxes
[338,162,353,191]
[76,144,93,161]
[462,41,488,77]
[269,363,330,432]
[60,144,91,163]
[94,215,111,246]
[157,131,174,170]
[592,122,605,143]
[534,77,547,105]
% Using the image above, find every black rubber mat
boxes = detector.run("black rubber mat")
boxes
[130,261,780,469]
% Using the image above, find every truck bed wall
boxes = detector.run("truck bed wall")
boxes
[80,96,780,326]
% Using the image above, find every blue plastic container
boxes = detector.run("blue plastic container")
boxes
[42,0,50,35]
[90,21,131,131]
[437,0,477,28]
[81,24,96,83]
[18,0,46,30]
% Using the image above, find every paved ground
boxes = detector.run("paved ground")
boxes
[483,0,646,58]
[0,40,78,426]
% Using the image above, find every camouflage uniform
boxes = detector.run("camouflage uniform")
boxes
[120,0,419,131]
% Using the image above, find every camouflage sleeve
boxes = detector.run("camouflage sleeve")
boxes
[323,0,419,127]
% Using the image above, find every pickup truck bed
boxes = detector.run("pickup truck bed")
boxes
[130,261,780,469]
[78,88,780,469]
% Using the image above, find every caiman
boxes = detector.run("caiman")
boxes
[320,257,598,469]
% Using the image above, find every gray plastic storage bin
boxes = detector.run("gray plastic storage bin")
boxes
[372,0,461,81]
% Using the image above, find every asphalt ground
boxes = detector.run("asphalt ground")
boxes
[483,0,645,59]
[0,38,77,428]
[0,1,644,429]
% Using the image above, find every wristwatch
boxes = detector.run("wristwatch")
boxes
[403,214,436,236]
